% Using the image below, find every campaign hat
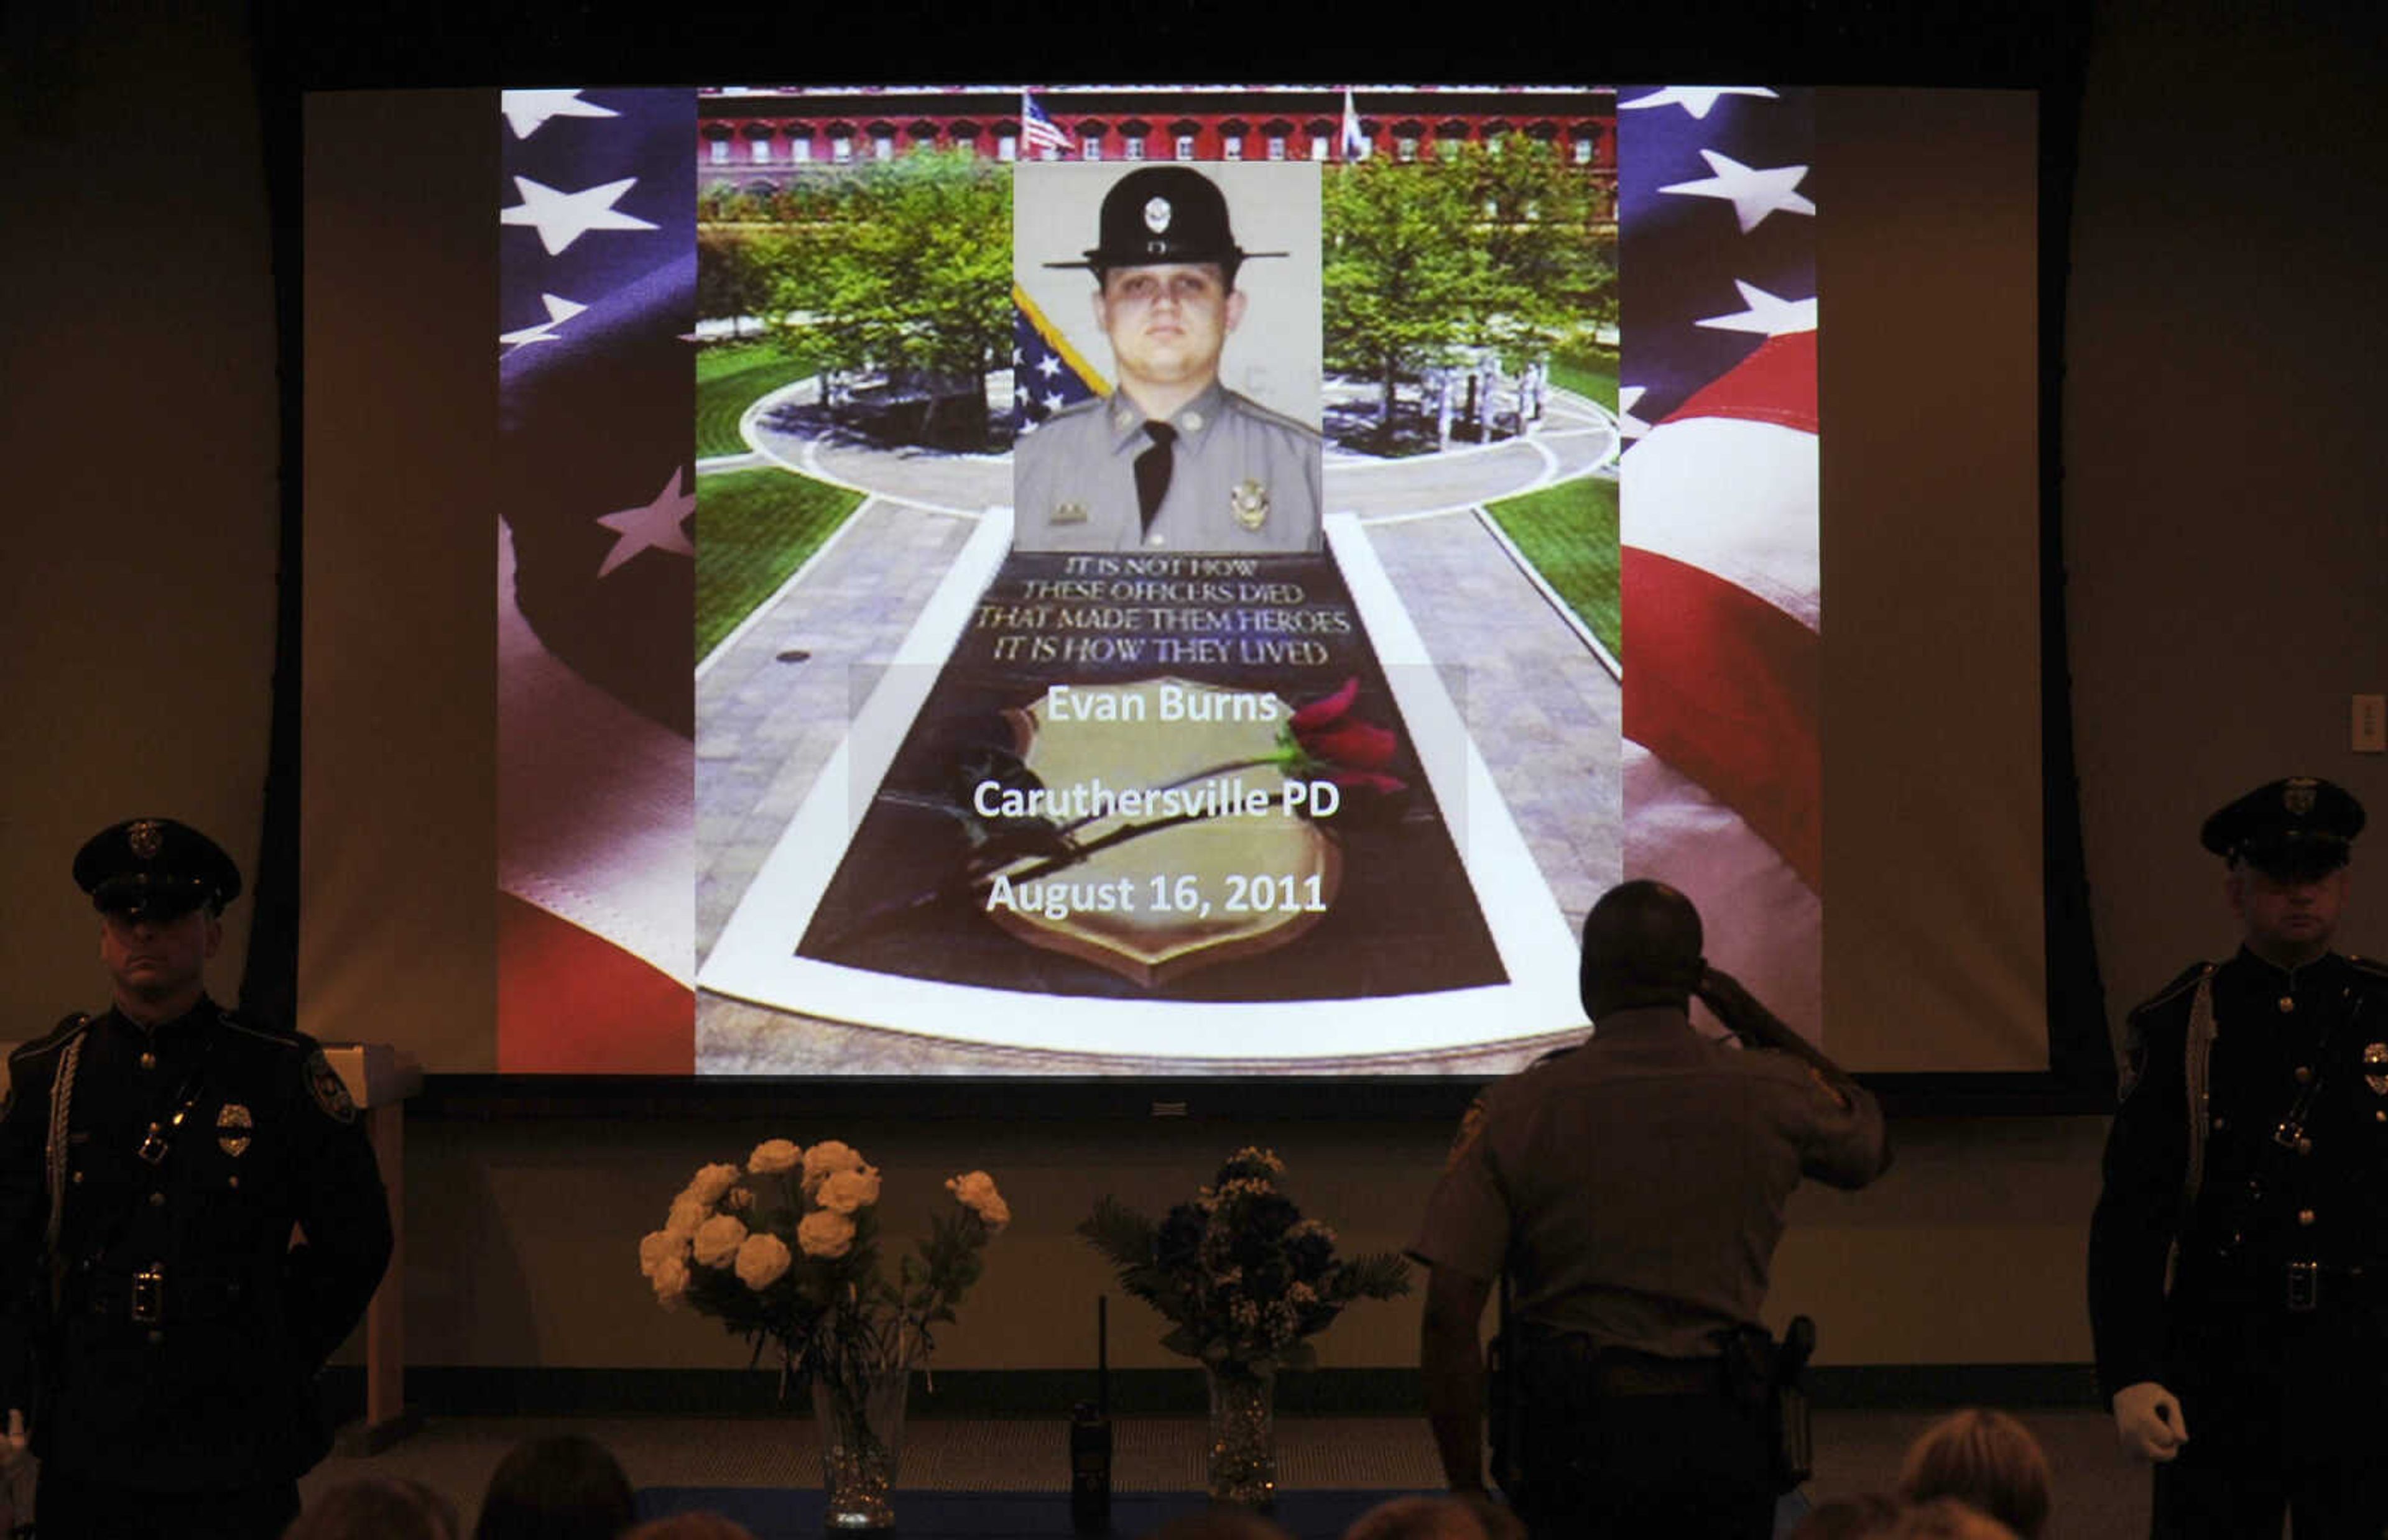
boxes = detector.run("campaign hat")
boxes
[1048,165,1286,273]
[73,818,243,918]
[2199,777,2364,880]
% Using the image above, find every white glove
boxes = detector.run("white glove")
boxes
[0,1408,26,1474]
[2112,1381,2187,1461]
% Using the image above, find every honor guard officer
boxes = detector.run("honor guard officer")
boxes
[0,819,393,1539]
[1014,165,1323,553]
[2090,777,2388,1538]
[1412,881,1889,1539]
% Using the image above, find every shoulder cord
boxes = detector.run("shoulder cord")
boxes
[2181,971,2216,1214]
[44,1035,83,1306]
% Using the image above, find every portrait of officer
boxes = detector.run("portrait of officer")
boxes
[0,819,392,1539]
[1412,880,1889,1539]
[2088,777,2388,1539]
[1013,162,1324,553]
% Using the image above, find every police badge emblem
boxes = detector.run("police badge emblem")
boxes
[127,820,164,860]
[307,1049,358,1125]
[2285,778,2318,816]
[1144,195,1171,233]
[1230,479,1269,532]
[216,1102,253,1157]
[2364,1041,2387,1096]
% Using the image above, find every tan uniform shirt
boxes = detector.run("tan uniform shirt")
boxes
[1412,1007,1887,1359]
[1012,382,1323,553]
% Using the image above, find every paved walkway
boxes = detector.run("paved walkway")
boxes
[695,384,1622,1072]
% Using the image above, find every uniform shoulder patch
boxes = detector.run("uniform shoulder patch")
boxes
[305,1047,358,1125]
[1443,1095,1489,1173]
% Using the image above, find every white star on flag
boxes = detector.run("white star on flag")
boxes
[1659,150,1816,234]
[1695,280,1817,337]
[1042,392,1066,413]
[502,175,658,257]
[594,468,695,578]
[501,89,619,140]
[1037,354,1061,379]
[1617,385,1652,440]
[1619,86,1779,121]
[499,293,589,352]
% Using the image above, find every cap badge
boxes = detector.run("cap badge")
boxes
[216,1102,253,1158]
[127,821,164,860]
[2364,1041,2387,1097]
[2285,778,2318,816]
[1050,500,1088,527]
[1230,479,1270,531]
[1144,196,1172,234]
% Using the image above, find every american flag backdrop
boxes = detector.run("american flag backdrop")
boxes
[1617,86,1822,1032]
[495,88,697,1072]
[1011,284,1106,431]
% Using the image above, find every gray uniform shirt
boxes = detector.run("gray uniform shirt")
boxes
[1411,1007,1887,1359]
[1012,382,1323,553]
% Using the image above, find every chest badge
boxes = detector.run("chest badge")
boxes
[1230,479,1269,532]
[1050,500,1088,527]
[216,1102,253,1158]
[2364,1041,2387,1096]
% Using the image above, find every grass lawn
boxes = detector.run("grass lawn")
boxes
[695,341,822,459]
[696,467,864,660]
[1485,471,1621,661]
[1549,346,1620,412]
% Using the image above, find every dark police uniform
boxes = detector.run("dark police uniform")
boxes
[1414,1007,1886,1538]
[2088,778,2388,1538]
[1017,163,1322,555]
[0,820,391,1539]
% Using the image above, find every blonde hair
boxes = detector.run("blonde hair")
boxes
[1897,1409,2050,1540]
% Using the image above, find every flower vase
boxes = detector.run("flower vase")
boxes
[812,1366,910,1531]
[1203,1361,1277,1508]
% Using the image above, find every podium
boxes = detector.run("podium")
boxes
[322,1043,423,1454]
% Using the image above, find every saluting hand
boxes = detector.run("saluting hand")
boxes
[2111,1381,2188,1461]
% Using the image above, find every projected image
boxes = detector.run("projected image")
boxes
[684,86,1647,1074]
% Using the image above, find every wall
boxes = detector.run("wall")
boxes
[2,0,2382,1381]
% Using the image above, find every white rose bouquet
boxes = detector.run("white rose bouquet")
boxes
[640,1138,1007,1396]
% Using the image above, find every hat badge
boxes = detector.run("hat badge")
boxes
[127,820,164,860]
[2364,1042,2388,1097]
[1144,196,1172,234]
[2284,779,2317,816]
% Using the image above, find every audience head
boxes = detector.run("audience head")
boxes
[474,1432,639,1540]
[621,1518,756,1540]
[1342,1493,1525,1540]
[1897,1408,2052,1540]
[1787,1493,1906,1539]
[286,1477,460,1540]
[1580,878,1705,1018]
[1889,1498,2019,1540]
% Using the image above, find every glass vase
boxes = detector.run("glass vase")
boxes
[812,1365,909,1531]
[1203,1360,1277,1508]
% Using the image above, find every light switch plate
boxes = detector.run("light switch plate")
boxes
[2355,694,2386,754]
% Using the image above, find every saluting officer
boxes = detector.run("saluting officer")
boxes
[2089,777,2388,1538]
[1413,880,1889,1539]
[1014,164,1323,554]
[0,819,392,1539]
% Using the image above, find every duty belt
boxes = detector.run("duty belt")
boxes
[1514,1329,1728,1399]
[76,1265,256,1325]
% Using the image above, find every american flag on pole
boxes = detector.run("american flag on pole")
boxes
[495,86,697,1072]
[1021,86,1071,159]
[1340,88,1369,161]
[1617,85,1822,1035]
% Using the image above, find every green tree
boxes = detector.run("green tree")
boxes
[1457,134,1609,364]
[765,149,1013,448]
[1322,155,1488,438]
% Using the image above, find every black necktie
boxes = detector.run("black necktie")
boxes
[1135,421,1178,533]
